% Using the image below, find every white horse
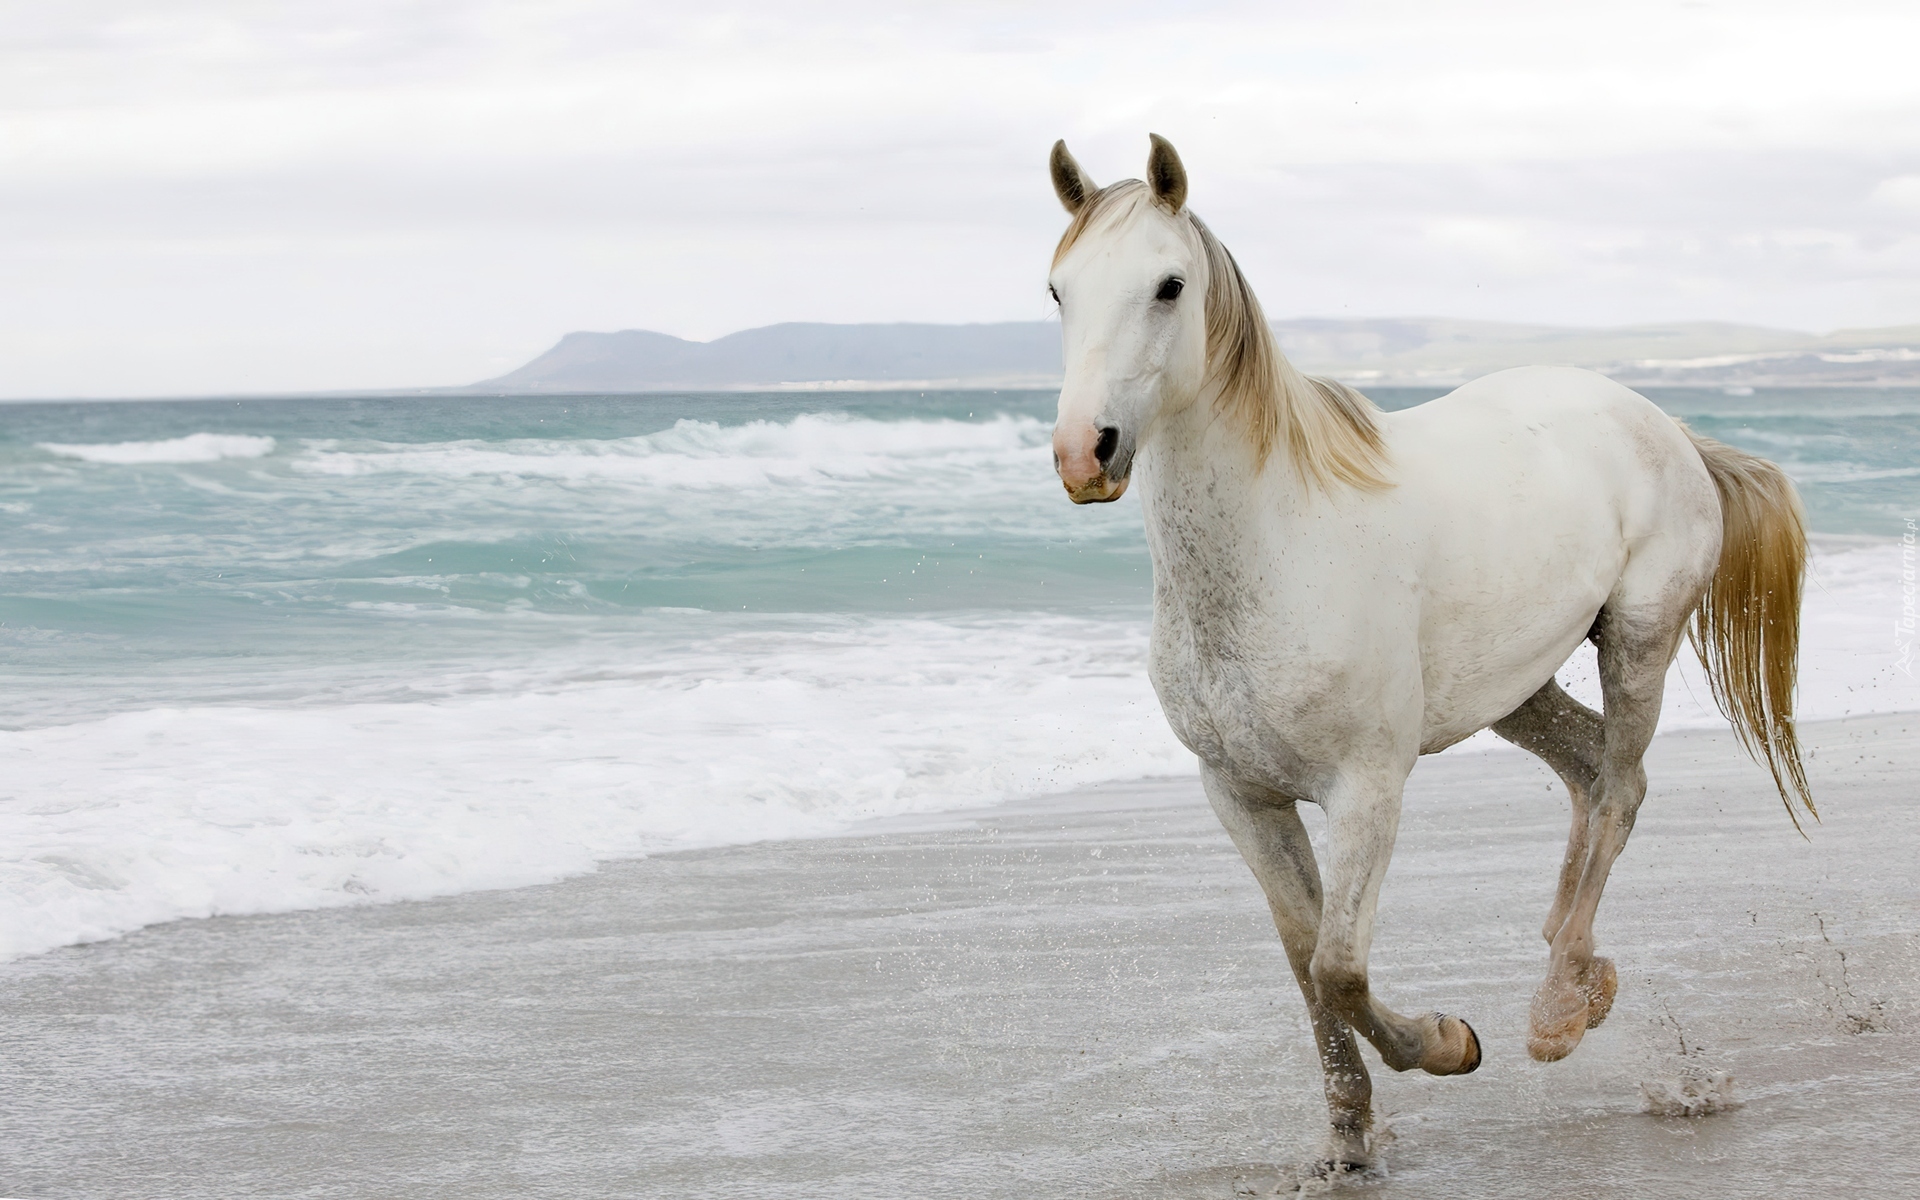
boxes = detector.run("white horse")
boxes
[1045,135,1812,1172]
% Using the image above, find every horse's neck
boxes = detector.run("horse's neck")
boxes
[1136,396,1292,604]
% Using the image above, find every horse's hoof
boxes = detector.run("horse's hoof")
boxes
[1528,976,1589,1062]
[1527,1026,1580,1062]
[1420,1012,1482,1075]
[1454,1016,1482,1074]
[1579,956,1619,1029]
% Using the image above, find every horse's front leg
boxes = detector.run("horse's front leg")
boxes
[1311,768,1483,1077]
[1203,766,1375,1172]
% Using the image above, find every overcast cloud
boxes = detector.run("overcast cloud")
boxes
[5,0,1920,397]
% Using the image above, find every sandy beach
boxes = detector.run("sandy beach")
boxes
[4,714,1916,1199]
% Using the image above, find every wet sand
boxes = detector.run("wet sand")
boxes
[3,715,1917,1199]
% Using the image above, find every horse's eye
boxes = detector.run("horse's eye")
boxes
[1155,277,1185,302]
[1048,285,1060,304]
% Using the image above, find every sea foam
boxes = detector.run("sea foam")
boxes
[1,615,1188,961]
[3,543,1913,964]
[296,414,1044,489]
[40,433,277,464]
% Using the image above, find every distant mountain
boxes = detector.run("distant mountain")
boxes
[472,318,1920,392]
[1272,318,1920,387]
[475,322,1063,392]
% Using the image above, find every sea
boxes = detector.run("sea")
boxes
[3,386,1916,961]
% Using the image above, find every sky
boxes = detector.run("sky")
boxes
[4,0,1920,398]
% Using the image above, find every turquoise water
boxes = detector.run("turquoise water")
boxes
[0,391,1130,725]
[1659,388,1920,534]
[1,385,1915,962]
[1,386,1915,727]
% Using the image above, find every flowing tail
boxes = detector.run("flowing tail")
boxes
[1683,428,1816,830]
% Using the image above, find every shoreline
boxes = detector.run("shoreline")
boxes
[4,714,1916,1198]
[9,700,1918,967]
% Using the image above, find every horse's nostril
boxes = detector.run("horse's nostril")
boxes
[1094,426,1120,466]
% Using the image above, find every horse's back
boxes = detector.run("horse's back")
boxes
[1380,367,1720,746]
[1387,365,1715,556]
[1393,365,1695,480]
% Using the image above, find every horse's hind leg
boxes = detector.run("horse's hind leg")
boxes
[1525,605,1690,1063]
[1203,767,1376,1172]
[1492,680,1618,1027]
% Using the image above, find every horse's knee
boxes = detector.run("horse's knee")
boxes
[1311,961,1370,1016]
[1589,767,1647,832]
[1607,760,1647,801]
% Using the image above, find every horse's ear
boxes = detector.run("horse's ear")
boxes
[1050,140,1096,214]
[1146,133,1187,212]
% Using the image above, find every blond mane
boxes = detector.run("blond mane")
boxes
[1054,181,1390,492]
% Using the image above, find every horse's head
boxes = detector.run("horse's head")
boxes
[1045,135,1210,504]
